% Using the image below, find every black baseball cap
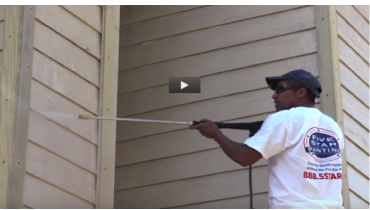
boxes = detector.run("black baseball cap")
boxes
[265,69,322,98]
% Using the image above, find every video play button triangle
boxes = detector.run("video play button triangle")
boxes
[181,81,188,89]
[169,77,200,93]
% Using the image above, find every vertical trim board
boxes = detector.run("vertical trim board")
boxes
[95,5,120,208]
[0,5,35,208]
[314,5,350,208]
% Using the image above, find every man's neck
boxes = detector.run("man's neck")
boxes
[296,101,315,108]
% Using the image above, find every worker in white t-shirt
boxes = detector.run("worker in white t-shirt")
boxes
[190,69,344,209]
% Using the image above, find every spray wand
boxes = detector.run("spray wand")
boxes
[79,114,263,208]
[78,115,263,134]
[79,114,201,126]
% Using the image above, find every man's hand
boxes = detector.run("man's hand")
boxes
[189,118,223,139]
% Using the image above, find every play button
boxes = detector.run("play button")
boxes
[169,77,200,93]
[181,81,188,89]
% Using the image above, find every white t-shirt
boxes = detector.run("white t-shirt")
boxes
[244,107,344,209]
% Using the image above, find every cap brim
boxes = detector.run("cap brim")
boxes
[265,76,290,90]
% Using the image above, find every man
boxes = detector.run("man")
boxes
[190,69,344,209]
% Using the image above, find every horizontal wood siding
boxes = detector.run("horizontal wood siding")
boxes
[336,5,370,208]
[116,5,319,208]
[23,5,102,208]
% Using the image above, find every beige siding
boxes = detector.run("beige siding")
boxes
[23,5,102,208]
[116,5,320,208]
[336,5,370,207]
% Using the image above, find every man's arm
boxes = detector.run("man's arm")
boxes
[191,116,290,166]
[213,132,262,167]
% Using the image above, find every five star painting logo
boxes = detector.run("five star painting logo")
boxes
[303,127,342,163]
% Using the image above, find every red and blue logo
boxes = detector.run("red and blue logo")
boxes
[304,127,342,163]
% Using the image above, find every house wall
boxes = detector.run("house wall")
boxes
[336,5,370,208]
[116,5,321,208]
[22,5,102,208]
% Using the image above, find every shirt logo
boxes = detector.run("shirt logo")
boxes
[303,127,342,163]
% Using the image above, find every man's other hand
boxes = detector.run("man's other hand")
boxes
[190,118,222,139]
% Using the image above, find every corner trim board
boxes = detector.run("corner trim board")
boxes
[95,5,120,209]
[0,5,35,208]
[314,5,350,208]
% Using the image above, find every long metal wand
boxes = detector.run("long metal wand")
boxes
[78,115,198,126]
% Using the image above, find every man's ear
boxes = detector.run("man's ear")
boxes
[297,88,307,99]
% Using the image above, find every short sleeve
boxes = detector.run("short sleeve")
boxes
[244,113,291,160]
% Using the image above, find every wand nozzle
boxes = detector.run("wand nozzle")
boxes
[79,115,90,120]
